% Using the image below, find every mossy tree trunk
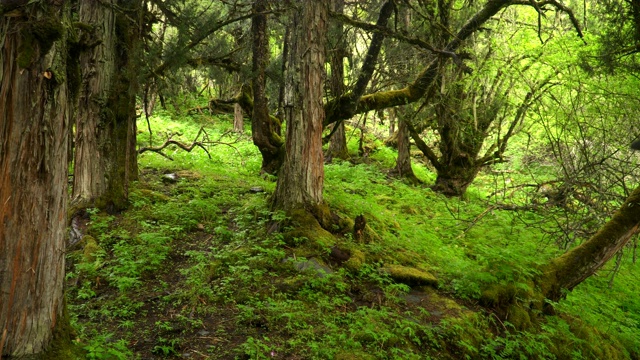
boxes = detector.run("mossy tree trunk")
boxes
[273,0,328,211]
[325,0,348,162]
[251,0,284,175]
[72,0,141,213]
[0,2,70,356]
[538,185,640,302]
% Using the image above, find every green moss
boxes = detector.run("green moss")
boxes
[41,301,82,360]
[380,265,438,287]
[137,189,171,203]
[18,16,64,69]
[344,249,365,271]
[505,305,532,330]
[82,235,101,263]
[335,351,375,360]
[283,208,335,248]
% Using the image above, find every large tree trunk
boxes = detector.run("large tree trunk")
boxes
[273,0,328,211]
[72,0,117,209]
[325,0,348,162]
[72,0,141,213]
[251,0,285,175]
[0,3,70,356]
[538,185,640,302]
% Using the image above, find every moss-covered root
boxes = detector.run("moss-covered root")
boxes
[41,302,83,360]
[282,207,336,248]
[479,282,542,330]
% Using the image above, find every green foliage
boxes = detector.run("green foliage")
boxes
[66,102,639,359]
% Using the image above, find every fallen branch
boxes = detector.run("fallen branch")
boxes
[138,127,245,161]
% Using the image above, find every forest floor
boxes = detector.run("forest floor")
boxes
[65,110,640,359]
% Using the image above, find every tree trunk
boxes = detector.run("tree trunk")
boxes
[273,0,328,211]
[325,0,348,162]
[251,0,285,175]
[394,118,418,182]
[72,0,117,209]
[233,103,244,132]
[0,3,70,356]
[433,163,481,196]
[538,185,640,302]
[72,0,141,213]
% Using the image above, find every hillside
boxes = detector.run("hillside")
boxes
[65,111,640,359]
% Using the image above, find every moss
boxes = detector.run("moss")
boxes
[505,304,532,330]
[344,249,365,271]
[175,170,203,180]
[137,189,171,203]
[283,208,335,248]
[380,265,438,287]
[400,205,421,215]
[82,235,101,263]
[335,351,375,360]
[18,16,64,69]
[40,301,82,360]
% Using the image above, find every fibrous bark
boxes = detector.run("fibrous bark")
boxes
[273,0,328,211]
[72,0,141,213]
[0,3,69,356]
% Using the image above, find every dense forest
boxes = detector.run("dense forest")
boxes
[2,0,640,358]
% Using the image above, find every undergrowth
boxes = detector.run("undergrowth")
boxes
[65,109,640,359]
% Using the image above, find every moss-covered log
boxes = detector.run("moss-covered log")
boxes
[537,185,640,302]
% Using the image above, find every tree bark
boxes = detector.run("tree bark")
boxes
[72,0,141,213]
[233,103,244,132]
[0,3,69,356]
[273,0,328,211]
[251,0,285,175]
[72,0,117,209]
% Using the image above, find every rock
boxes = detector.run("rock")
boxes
[249,186,265,193]
[196,223,205,231]
[162,173,178,183]
[289,257,333,278]
[380,265,438,287]
[176,170,202,180]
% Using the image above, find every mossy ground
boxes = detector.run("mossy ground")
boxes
[65,109,640,359]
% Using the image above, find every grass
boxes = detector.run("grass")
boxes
[65,108,640,359]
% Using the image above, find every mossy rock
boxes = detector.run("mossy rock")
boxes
[176,170,202,180]
[335,352,375,360]
[82,235,102,263]
[137,189,171,203]
[380,265,437,287]
[344,249,366,271]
